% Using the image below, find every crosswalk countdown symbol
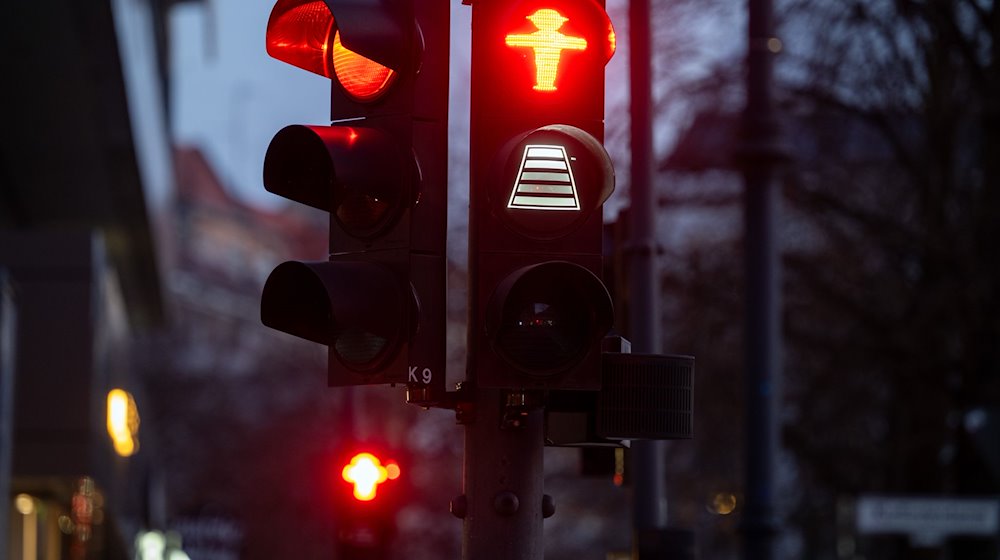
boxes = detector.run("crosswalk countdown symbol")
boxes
[495,124,614,239]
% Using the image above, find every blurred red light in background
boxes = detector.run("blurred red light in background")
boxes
[342,452,399,501]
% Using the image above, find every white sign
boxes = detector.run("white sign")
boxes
[856,495,1000,546]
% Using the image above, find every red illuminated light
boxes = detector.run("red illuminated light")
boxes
[266,0,396,101]
[342,452,399,501]
[504,6,617,92]
[331,30,396,102]
[506,8,587,92]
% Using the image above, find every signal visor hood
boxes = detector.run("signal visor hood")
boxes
[266,0,412,78]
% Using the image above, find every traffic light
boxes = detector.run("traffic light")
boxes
[333,447,403,560]
[259,0,448,398]
[468,0,616,390]
[342,451,400,502]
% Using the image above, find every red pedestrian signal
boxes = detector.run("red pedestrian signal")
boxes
[342,452,400,502]
[468,0,616,390]
[505,8,587,92]
[333,446,404,560]
[260,0,448,401]
[477,0,615,112]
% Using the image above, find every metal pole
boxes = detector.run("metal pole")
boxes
[741,0,782,557]
[0,272,15,559]
[628,0,669,542]
[461,389,545,560]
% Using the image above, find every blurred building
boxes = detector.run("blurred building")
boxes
[169,146,325,330]
[659,98,1000,558]
[0,0,200,557]
[157,144,329,559]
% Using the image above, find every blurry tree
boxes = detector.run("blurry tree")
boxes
[776,1,1000,557]
[646,0,1000,558]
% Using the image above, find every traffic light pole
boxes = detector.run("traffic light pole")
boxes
[741,0,783,558]
[626,3,701,557]
[626,0,672,549]
[460,389,545,560]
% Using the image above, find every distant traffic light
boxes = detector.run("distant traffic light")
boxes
[341,451,401,502]
[468,0,616,390]
[260,0,448,400]
[334,447,402,560]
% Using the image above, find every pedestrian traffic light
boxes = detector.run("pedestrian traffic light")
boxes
[333,446,403,560]
[342,451,401,502]
[260,0,448,399]
[468,0,616,390]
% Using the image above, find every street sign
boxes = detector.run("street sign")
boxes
[856,495,1000,546]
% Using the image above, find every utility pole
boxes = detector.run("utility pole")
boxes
[627,3,698,558]
[740,0,784,558]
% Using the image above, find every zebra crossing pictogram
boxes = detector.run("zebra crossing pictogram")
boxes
[507,144,581,211]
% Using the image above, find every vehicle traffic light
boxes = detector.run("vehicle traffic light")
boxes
[259,0,448,399]
[468,0,616,390]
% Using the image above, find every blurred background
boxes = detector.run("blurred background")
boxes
[1,0,998,559]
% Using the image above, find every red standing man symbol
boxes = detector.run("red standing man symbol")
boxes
[505,8,587,92]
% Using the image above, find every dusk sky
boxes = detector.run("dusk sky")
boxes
[167,0,727,217]
[170,0,473,210]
